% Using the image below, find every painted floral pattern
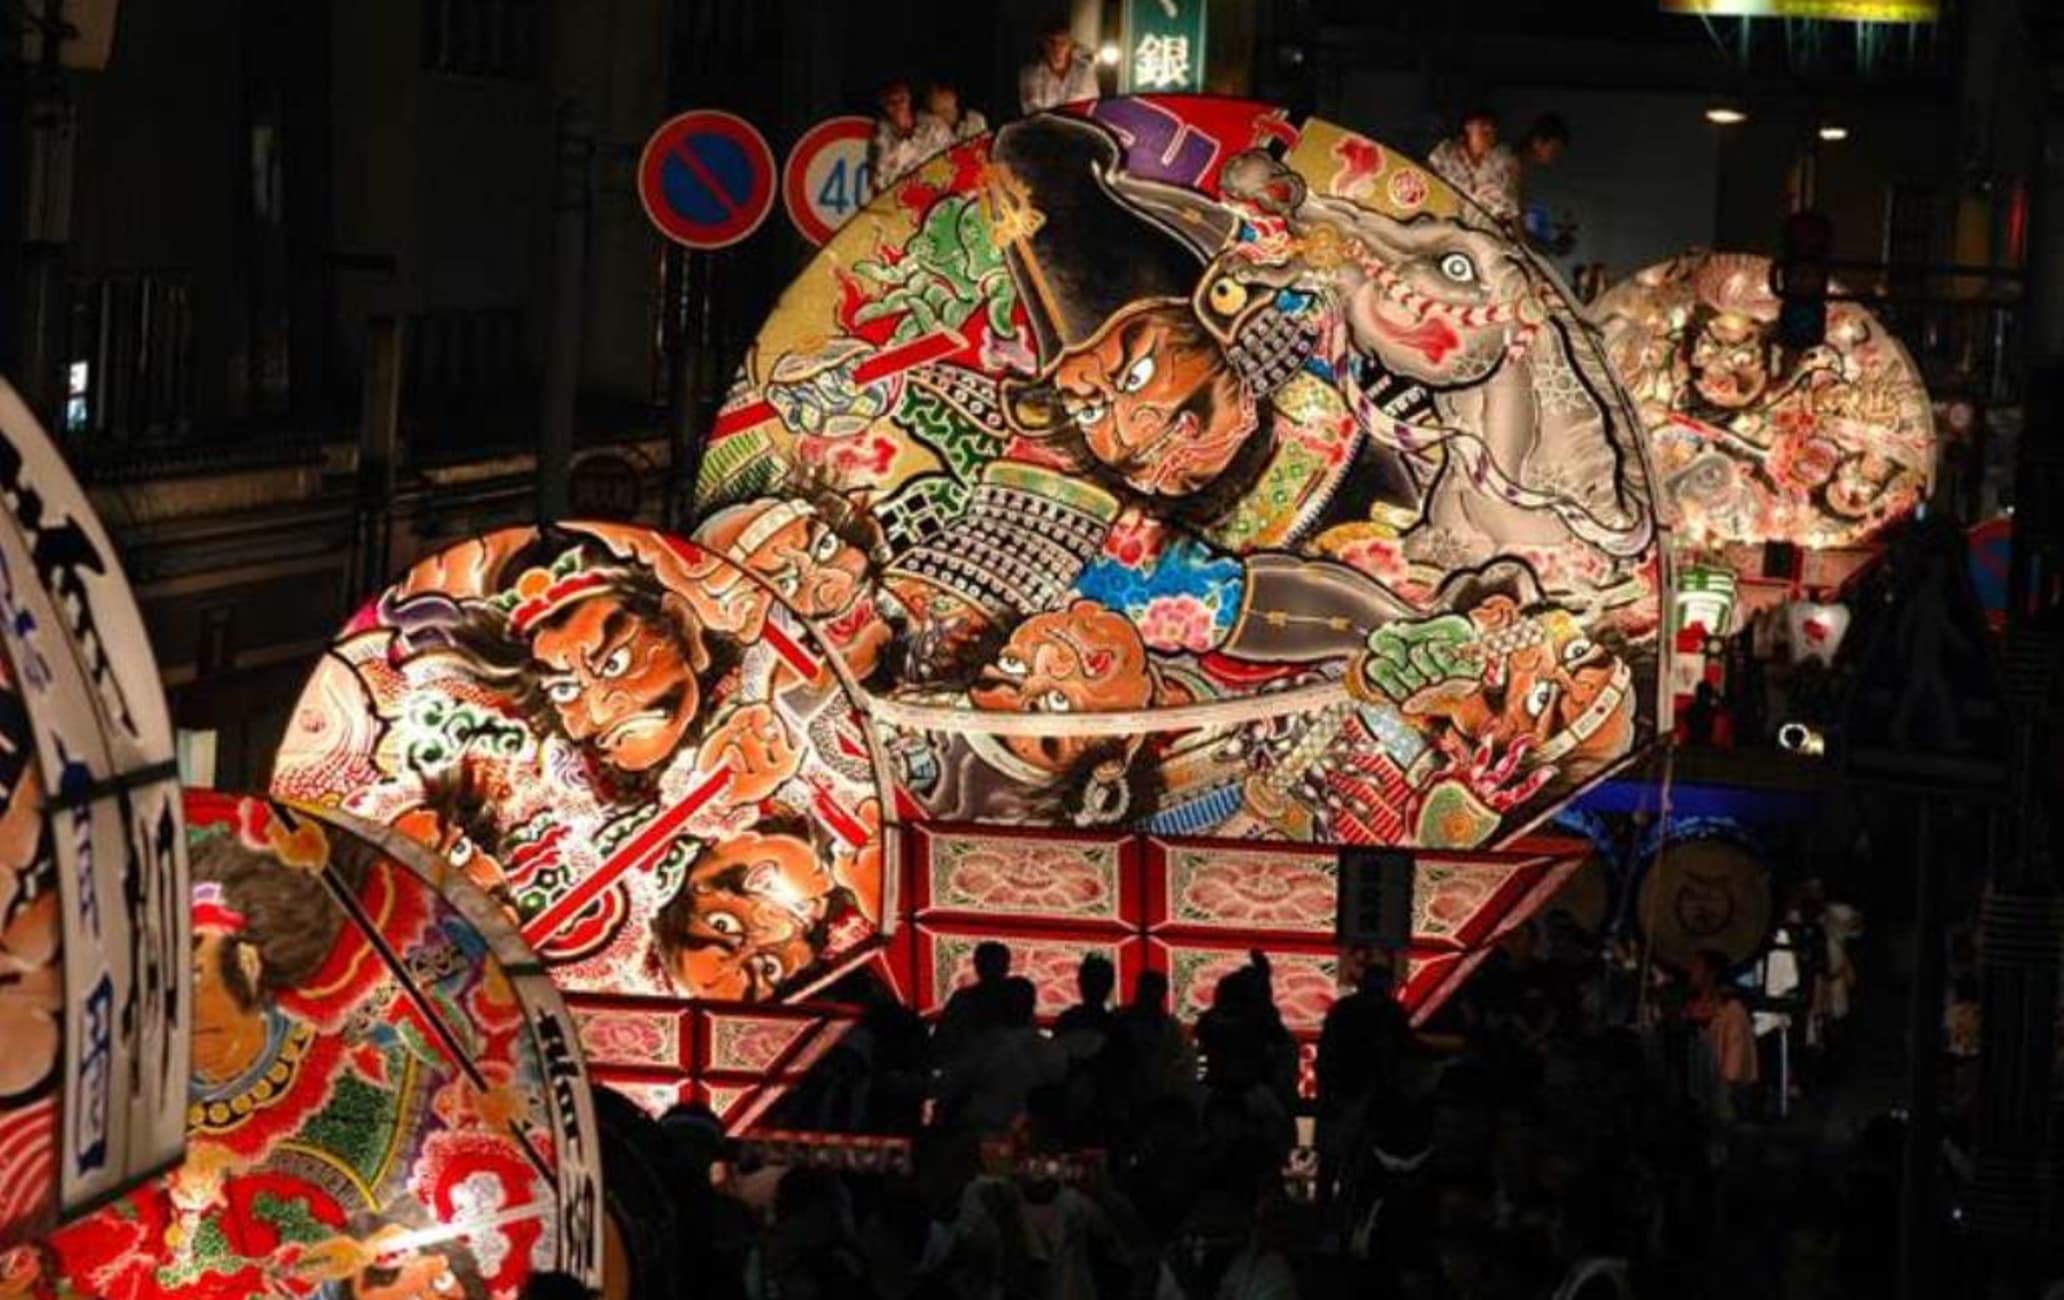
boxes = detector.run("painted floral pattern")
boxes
[577,1011,679,1066]
[930,837,1119,921]
[1413,862,1520,942]
[1167,848,1335,932]
[709,1018,812,1074]
[1168,947,1338,1035]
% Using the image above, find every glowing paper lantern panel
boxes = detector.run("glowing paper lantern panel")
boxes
[1595,250,1934,550]
[272,523,889,1006]
[695,95,1663,852]
[35,793,603,1299]
[0,380,187,1247]
[895,824,1591,1032]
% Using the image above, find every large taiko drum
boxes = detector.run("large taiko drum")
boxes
[1634,820,1774,972]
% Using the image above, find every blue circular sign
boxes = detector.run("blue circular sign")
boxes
[638,110,776,250]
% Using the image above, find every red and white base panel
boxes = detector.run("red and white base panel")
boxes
[579,823,1588,1131]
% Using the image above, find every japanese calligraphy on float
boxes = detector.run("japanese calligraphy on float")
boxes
[696,95,1663,853]
[38,793,603,1300]
[0,380,187,1249]
[1596,252,1933,718]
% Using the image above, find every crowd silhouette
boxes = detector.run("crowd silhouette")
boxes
[526,911,1909,1300]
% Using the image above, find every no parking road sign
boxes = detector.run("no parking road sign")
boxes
[638,109,776,250]
[784,115,877,246]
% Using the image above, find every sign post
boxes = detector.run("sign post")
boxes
[568,452,644,522]
[636,109,777,251]
[783,116,877,246]
[636,109,775,531]
[1120,0,1208,95]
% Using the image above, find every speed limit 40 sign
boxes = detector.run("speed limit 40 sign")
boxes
[783,116,877,245]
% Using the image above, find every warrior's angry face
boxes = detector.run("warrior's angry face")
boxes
[665,832,828,1000]
[1688,313,1772,410]
[395,806,508,901]
[1051,302,1253,498]
[742,511,870,621]
[970,600,1152,773]
[532,593,703,773]
[702,497,896,681]
[1471,601,1634,771]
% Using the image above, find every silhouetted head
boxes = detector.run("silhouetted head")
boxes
[973,940,1011,984]
[1077,954,1115,1008]
[1459,105,1498,157]
[1691,947,1731,994]
[1133,968,1169,1011]
[879,80,914,132]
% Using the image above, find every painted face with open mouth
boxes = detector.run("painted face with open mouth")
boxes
[737,510,893,676]
[1487,628,1633,767]
[532,593,701,773]
[969,600,1153,774]
[671,832,829,1000]
[1052,302,1254,499]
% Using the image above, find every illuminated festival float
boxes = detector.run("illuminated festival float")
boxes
[0,385,605,1297]
[37,793,603,1299]
[0,380,188,1253]
[273,96,1667,1123]
[1594,250,1936,723]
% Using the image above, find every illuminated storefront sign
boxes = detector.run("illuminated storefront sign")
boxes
[1121,0,1207,93]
